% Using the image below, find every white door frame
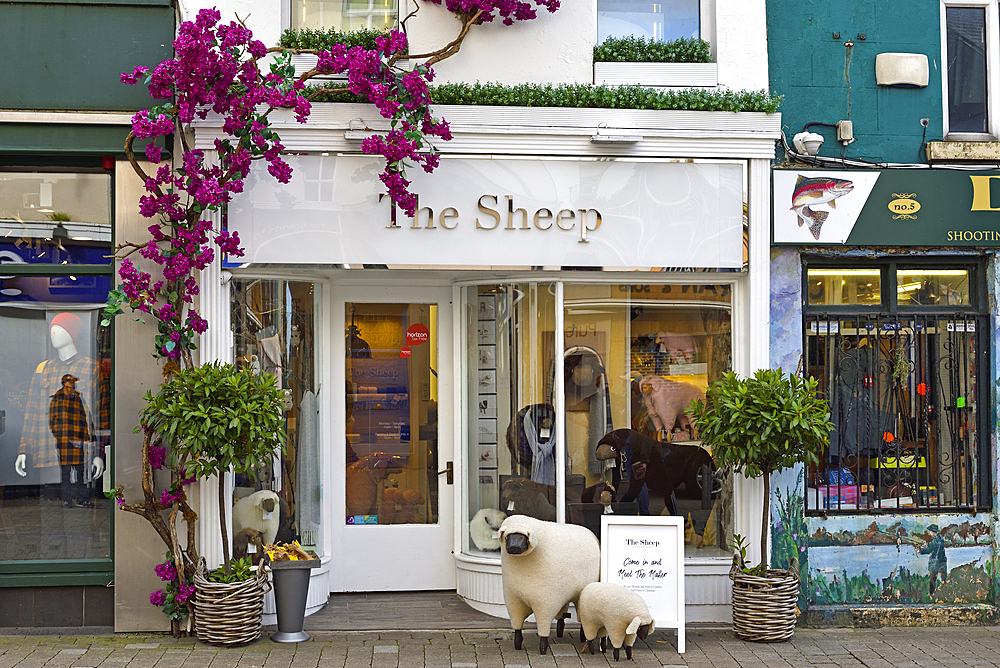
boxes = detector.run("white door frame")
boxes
[329,283,456,591]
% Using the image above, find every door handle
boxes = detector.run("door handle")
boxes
[438,461,453,485]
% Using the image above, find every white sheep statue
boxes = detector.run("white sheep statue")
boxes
[577,582,656,661]
[232,490,280,546]
[499,514,600,655]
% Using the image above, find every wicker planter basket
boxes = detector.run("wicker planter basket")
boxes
[193,560,270,646]
[729,556,799,642]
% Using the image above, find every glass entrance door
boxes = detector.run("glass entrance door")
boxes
[334,287,455,591]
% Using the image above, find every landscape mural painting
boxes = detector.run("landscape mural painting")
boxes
[804,514,992,605]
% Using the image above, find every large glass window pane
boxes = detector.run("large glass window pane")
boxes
[806,314,984,512]
[231,280,322,552]
[807,268,882,306]
[597,0,700,43]
[292,0,396,31]
[0,170,112,267]
[0,302,112,562]
[562,284,732,558]
[946,7,988,134]
[345,302,438,526]
[466,284,555,554]
[897,269,970,306]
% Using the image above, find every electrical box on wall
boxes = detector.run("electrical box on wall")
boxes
[875,53,929,87]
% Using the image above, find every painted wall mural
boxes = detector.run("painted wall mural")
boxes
[805,514,991,605]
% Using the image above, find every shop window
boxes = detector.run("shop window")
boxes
[804,262,989,514]
[465,282,733,560]
[597,0,701,43]
[806,268,881,306]
[0,170,112,268]
[291,0,397,31]
[0,166,113,585]
[231,279,323,552]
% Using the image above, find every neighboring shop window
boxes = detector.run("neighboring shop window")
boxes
[0,167,114,583]
[804,261,989,514]
[231,279,322,552]
[291,0,396,31]
[465,283,733,560]
[344,302,439,526]
[597,0,701,43]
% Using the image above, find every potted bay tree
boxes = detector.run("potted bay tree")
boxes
[140,361,285,646]
[691,368,832,642]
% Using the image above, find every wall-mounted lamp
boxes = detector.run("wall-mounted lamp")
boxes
[792,131,825,155]
[590,129,642,143]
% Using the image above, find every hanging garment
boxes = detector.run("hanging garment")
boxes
[506,404,556,483]
[257,334,283,389]
[296,390,321,545]
[561,345,614,474]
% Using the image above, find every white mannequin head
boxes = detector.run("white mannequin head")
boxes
[50,323,78,361]
[50,323,72,349]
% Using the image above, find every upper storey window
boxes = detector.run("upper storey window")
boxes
[597,0,700,43]
[943,1,1000,138]
[292,0,397,31]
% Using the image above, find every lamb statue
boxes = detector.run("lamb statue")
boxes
[577,582,655,661]
[499,515,600,655]
[232,489,280,546]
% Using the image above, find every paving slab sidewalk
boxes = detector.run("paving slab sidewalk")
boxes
[4,626,1000,668]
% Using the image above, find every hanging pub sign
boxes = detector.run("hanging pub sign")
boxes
[773,168,1000,246]
[229,155,744,269]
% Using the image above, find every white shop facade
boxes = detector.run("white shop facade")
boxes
[191,103,778,623]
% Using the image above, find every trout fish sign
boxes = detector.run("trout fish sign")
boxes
[773,170,881,244]
[790,175,855,240]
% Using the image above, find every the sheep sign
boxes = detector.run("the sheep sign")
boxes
[600,515,685,654]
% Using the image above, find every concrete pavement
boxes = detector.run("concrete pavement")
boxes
[5,625,1000,668]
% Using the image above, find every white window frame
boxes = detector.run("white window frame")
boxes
[284,0,401,32]
[941,0,1000,140]
[594,0,717,57]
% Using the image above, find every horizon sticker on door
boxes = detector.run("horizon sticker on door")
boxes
[773,170,881,244]
[406,323,430,346]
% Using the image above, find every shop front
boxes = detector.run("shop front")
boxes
[771,168,999,619]
[195,108,777,623]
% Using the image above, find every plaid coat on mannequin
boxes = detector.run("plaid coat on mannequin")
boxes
[19,355,106,469]
[49,375,92,467]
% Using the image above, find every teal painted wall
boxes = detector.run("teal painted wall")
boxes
[0,1,174,112]
[767,0,943,164]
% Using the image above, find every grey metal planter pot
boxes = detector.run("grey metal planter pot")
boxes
[268,555,321,643]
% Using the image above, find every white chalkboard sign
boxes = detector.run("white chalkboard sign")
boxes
[600,515,685,654]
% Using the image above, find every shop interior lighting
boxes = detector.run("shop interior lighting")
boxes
[808,269,881,276]
[897,269,968,276]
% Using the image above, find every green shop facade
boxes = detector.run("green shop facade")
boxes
[770,167,1000,620]
[0,0,173,630]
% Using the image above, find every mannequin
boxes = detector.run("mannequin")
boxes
[15,313,105,500]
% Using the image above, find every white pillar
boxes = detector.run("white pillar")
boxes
[194,212,234,570]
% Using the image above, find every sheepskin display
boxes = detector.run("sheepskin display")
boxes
[499,515,600,655]
[637,375,704,439]
[578,581,655,661]
[233,527,265,566]
[470,508,506,551]
[232,489,281,545]
[500,477,557,522]
[381,487,425,524]
[345,453,401,517]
